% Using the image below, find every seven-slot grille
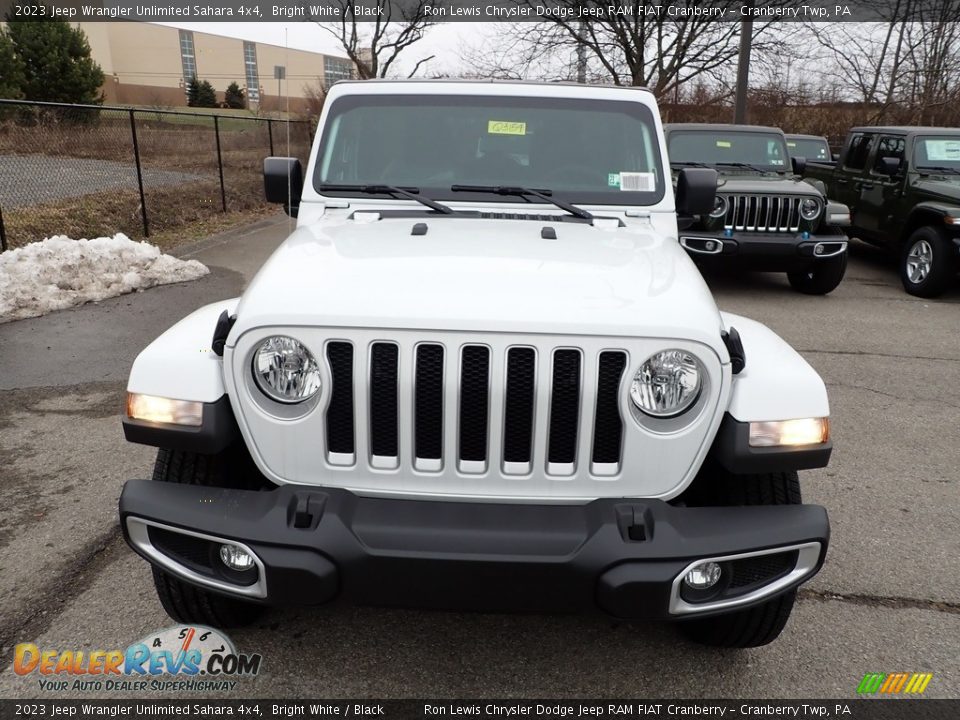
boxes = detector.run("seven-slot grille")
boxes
[722,195,803,232]
[324,341,628,476]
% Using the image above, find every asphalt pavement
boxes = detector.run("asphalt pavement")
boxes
[0,215,957,700]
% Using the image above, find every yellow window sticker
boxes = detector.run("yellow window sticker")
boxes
[716,140,732,148]
[488,121,526,136]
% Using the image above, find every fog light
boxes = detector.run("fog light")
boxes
[219,544,255,571]
[684,561,722,590]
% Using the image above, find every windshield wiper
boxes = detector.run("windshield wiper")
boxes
[714,162,777,173]
[671,161,712,168]
[450,185,593,221]
[915,165,960,176]
[319,184,454,214]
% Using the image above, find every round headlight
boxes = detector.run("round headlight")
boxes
[630,350,703,418]
[799,197,821,221]
[708,194,728,218]
[252,336,321,404]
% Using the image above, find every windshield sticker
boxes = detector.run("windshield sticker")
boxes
[488,121,526,136]
[619,172,654,192]
[716,140,732,148]
[924,140,960,161]
[787,141,797,147]
[608,173,621,187]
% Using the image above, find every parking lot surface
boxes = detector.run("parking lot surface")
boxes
[0,216,957,699]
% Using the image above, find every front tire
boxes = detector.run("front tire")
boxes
[787,252,847,295]
[149,448,266,628]
[900,226,954,298]
[679,471,801,648]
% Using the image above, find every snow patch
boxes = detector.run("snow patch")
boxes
[0,234,210,323]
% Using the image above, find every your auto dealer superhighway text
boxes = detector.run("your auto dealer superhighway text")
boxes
[421,705,841,717]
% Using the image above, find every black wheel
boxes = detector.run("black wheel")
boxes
[900,226,955,298]
[787,252,847,295]
[679,470,801,648]
[149,447,268,628]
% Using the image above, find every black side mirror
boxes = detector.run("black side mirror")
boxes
[791,156,807,175]
[675,167,718,216]
[878,156,901,176]
[264,157,303,218]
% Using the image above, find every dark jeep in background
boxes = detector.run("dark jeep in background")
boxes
[803,126,960,297]
[665,124,851,295]
[786,134,833,162]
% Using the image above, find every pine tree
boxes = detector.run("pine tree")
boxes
[186,76,202,107]
[196,80,217,108]
[0,28,25,99]
[4,19,104,104]
[224,81,245,109]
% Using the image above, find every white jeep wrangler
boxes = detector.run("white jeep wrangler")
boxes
[120,80,832,648]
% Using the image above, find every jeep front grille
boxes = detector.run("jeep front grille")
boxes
[325,340,628,476]
[723,195,801,232]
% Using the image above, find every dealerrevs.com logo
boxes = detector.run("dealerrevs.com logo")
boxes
[857,673,934,696]
[14,625,262,692]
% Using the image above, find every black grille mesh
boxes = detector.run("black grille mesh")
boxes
[729,551,796,589]
[503,348,536,463]
[370,343,399,457]
[148,526,213,575]
[326,342,355,455]
[458,346,490,463]
[592,352,627,464]
[548,350,581,464]
[415,344,444,460]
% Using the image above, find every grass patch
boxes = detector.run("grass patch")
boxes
[3,179,278,253]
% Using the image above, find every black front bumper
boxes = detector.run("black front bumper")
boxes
[680,231,847,271]
[119,479,829,620]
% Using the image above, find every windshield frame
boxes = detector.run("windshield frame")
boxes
[667,129,791,173]
[312,93,666,207]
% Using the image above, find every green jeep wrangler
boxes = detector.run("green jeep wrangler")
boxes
[666,124,851,295]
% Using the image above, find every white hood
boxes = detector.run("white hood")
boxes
[231,214,725,353]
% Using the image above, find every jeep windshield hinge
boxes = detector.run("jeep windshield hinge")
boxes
[212,310,236,356]
[722,327,746,374]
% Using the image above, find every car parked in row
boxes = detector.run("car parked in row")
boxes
[803,126,960,297]
[665,123,851,294]
[786,134,834,162]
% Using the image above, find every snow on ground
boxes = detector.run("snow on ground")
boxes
[0,234,209,323]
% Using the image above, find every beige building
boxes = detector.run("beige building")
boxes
[78,22,354,111]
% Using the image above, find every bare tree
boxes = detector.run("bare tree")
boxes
[316,0,440,80]
[462,2,776,100]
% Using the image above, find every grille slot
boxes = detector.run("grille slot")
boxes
[592,351,627,467]
[503,348,536,468]
[369,343,399,465]
[547,349,582,472]
[724,195,800,232]
[326,342,355,461]
[458,346,490,469]
[729,551,797,590]
[414,344,444,467]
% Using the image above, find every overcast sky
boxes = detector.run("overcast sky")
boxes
[155,21,480,76]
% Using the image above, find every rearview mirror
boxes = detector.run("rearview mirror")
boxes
[264,157,304,218]
[675,167,718,216]
[878,156,901,176]
[791,156,807,175]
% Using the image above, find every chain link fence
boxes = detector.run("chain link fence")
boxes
[0,99,314,252]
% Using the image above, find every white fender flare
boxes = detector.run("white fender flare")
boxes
[127,299,238,402]
[721,312,830,422]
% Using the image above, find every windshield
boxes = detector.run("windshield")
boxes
[787,137,830,161]
[315,94,665,205]
[914,136,960,172]
[668,130,789,172]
